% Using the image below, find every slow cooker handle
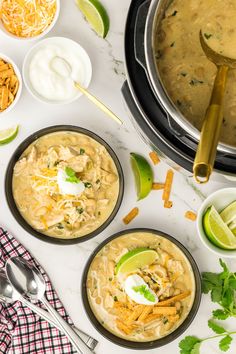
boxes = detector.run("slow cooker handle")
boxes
[134,0,151,71]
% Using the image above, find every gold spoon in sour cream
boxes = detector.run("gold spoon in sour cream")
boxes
[50,56,123,125]
[193,30,236,183]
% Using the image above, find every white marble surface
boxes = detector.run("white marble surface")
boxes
[0,1,235,353]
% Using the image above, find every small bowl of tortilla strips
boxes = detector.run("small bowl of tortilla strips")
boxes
[0,54,22,114]
[0,0,60,41]
[82,228,201,349]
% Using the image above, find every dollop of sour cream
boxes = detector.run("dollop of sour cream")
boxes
[124,274,159,305]
[57,169,85,196]
[28,39,90,102]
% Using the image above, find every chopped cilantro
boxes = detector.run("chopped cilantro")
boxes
[109,277,112,281]
[204,33,212,40]
[76,207,84,214]
[96,179,100,184]
[84,182,92,188]
[79,148,85,155]
[171,10,178,16]
[57,223,64,229]
[113,296,118,302]
[132,285,156,302]
[170,41,175,47]
[189,78,204,86]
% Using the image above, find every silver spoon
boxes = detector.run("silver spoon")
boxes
[50,56,122,125]
[0,269,97,351]
[6,257,95,354]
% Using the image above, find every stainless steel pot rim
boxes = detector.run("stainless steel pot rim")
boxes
[144,0,236,155]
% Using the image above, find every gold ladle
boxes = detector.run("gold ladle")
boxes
[193,31,236,183]
[51,56,123,125]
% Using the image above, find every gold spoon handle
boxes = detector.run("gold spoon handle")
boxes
[193,65,229,183]
[74,82,123,125]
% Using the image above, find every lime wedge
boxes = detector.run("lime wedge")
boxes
[76,0,110,38]
[0,125,19,145]
[203,206,236,250]
[220,201,236,225]
[229,220,236,236]
[115,248,158,275]
[130,153,153,200]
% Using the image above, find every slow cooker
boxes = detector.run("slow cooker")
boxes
[122,0,236,182]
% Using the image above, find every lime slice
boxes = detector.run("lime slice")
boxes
[76,0,110,38]
[220,201,236,225]
[130,153,154,200]
[203,206,236,250]
[229,220,236,236]
[0,125,19,145]
[115,248,158,275]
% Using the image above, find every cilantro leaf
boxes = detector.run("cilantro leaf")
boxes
[219,335,233,352]
[212,309,229,320]
[202,272,222,287]
[211,287,222,303]
[65,167,76,177]
[208,319,226,334]
[179,336,201,354]
[65,167,80,184]
[191,342,201,354]
[229,278,236,289]
[132,285,156,302]
[222,288,234,308]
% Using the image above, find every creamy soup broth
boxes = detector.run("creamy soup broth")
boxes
[12,131,119,239]
[87,232,195,342]
[155,0,236,146]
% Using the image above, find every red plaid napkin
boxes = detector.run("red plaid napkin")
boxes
[0,227,77,354]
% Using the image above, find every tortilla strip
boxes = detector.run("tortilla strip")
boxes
[126,305,145,325]
[123,207,139,225]
[0,86,9,109]
[152,183,165,190]
[0,63,9,72]
[155,291,191,307]
[153,307,177,315]
[138,306,153,321]
[164,200,173,208]
[149,151,160,165]
[0,69,14,79]
[167,314,180,323]
[143,313,162,324]
[185,210,197,221]
[162,169,174,202]
[116,319,134,335]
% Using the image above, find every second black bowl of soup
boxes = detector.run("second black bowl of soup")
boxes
[82,228,201,349]
[5,125,124,244]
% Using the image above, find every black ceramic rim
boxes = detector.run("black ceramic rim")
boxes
[5,125,124,245]
[81,228,202,350]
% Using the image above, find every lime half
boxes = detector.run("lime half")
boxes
[220,201,236,225]
[76,0,110,38]
[130,153,153,200]
[115,248,158,275]
[0,125,19,145]
[203,206,236,250]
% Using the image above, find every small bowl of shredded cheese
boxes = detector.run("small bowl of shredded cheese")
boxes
[0,0,60,40]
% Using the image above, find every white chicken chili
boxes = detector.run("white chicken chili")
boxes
[86,231,195,342]
[155,0,236,146]
[12,131,120,239]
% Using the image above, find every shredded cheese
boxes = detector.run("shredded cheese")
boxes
[0,0,57,38]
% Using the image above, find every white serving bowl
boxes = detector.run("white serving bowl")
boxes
[0,0,60,41]
[0,53,22,115]
[197,188,236,258]
[23,37,92,105]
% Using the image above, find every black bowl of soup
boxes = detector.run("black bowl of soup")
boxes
[5,125,124,244]
[82,228,201,349]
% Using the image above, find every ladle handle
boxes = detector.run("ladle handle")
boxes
[74,82,123,125]
[20,297,97,350]
[193,65,228,183]
[42,296,94,354]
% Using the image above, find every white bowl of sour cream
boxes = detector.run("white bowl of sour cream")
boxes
[23,37,92,104]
